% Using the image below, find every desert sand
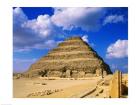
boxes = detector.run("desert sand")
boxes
[13,75,114,98]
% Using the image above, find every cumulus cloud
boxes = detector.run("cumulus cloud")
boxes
[51,7,105,31]
[22,14,62,38]
[33,40,58,49]
[13,7,106,52]
[13,7,126,52]
[14,39,58,52]
[82,35,89,43]
[106,39,128,58]
[13,7,28,26]
[13,7,62,52]
[103,15,124,25]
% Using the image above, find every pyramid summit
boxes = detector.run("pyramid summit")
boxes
[25,36,112,78]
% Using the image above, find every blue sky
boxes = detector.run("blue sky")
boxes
[13,7,128,73]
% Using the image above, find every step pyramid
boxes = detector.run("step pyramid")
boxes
[25,36,112,78]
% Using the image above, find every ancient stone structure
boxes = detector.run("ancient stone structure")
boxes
[121,74,128,96]
[109,70,122,98]
[25,36,112,78]
[109,70,128,98]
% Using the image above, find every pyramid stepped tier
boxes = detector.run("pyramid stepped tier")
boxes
[41,52,98,60]
[50,46,93,53]
[25,36,112,78]
[58,40,89,47]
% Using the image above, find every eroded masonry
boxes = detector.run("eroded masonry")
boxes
[24,37,112,78]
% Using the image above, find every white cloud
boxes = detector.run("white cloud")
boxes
[106,39,128,58]
[14,7,126,53]
[82,35,89,43]
[14,40,58,52]
[13,7,62,52]
[13,7,105,52]
[22,14,61,38]
[103,15,124,25]
[13,7,28,26]
[51,7,104,31]
[33,40,58,49]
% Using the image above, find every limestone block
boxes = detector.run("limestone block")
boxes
[109,70,122,98]
[96,69,101,76]
[78,71,85,78]
[103,71,107,76]
[85,73,93,77]
[66,70,71,78]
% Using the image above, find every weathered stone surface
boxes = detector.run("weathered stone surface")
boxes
[109,70,128,98]
[121,74,128,96]
[109,70,122,98]
[25,36,112,78]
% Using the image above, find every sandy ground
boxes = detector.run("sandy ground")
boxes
[13,74,127,98]
[13,77,103,98]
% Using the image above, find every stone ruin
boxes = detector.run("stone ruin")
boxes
[109,70,128,98]
[24,36,112,78]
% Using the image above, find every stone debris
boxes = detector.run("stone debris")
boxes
[26,89,63,97]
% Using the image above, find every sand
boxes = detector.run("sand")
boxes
[13,76,113,98]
